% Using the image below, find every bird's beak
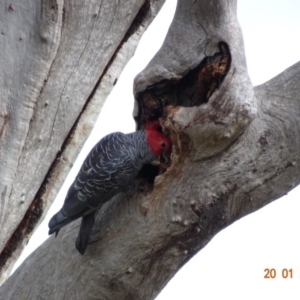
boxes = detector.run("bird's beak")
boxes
[162,149,172,164]
[151,159,161,166]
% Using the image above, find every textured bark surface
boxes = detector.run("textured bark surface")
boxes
[1,0,300,299]
[0,0,164,281]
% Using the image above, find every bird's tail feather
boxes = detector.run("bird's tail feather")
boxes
[75,212,96,255]
[48,211,74,236]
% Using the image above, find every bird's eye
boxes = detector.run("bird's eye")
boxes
[161,142,166,148]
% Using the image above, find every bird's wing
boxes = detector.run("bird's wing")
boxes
[61,132,138,216]
[48,132,139,237]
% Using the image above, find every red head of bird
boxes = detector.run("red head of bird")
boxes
[145,120,172,156]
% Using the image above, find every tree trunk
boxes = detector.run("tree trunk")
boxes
[1,0,300,299]
[0,0,164,282]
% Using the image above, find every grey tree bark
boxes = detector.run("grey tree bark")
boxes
[0,0,164,282]
[1,0,300,299]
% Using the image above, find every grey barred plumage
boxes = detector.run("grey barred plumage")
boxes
[48,122,172,254]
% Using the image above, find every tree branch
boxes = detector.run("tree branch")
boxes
[0,0,164,281]
[1,0,300,299]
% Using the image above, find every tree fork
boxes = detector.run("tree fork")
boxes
[1,1,300,299]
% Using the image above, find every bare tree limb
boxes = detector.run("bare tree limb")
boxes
[0,0,165,281]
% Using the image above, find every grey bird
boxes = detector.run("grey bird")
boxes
[48,120,172,254]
